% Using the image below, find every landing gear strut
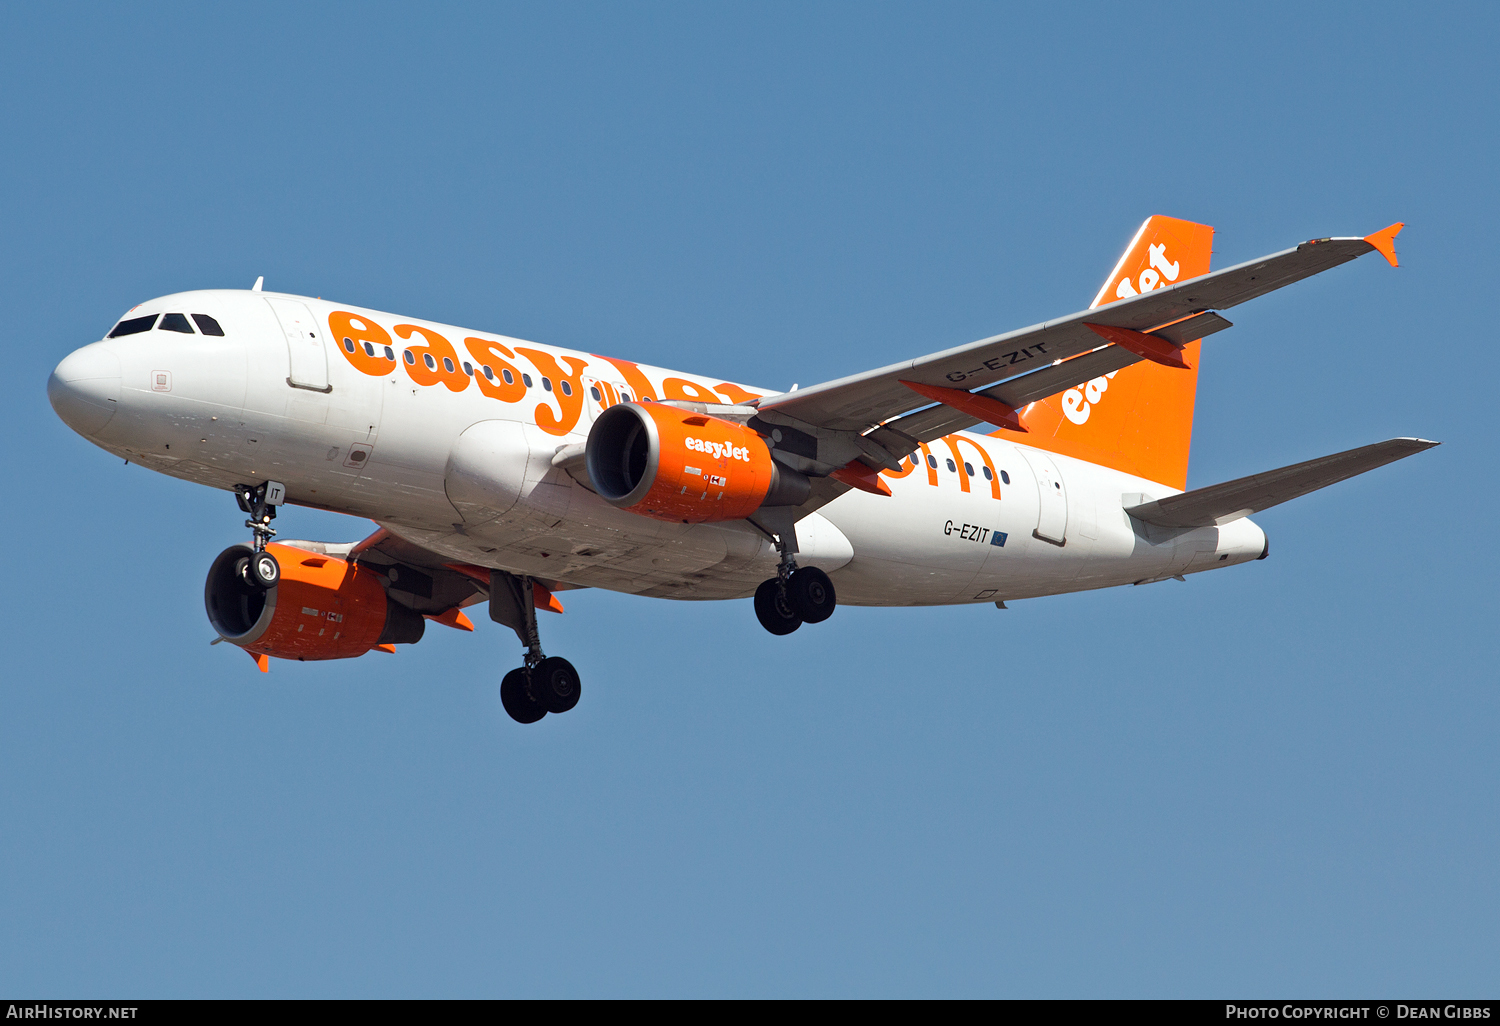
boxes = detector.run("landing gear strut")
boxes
[490,569,582,724]
[232,481,283,589]
[751,511,837,635]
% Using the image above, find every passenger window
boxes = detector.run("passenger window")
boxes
[363,342,375,357]
[945,459,956,472]
[542,377,553,392]
[1000,470,1011,484]
[107,314,158,337]
[383,346,395,360]
[926,454,937,469]
[982,466,993,481]
[560,380,573,397]
[403,350,416,365]
[908,454,918,466]
[462,361,473,376]
[483,365,495,380]
[964,462,974,477]
[342,337,356,353]
[501,368,513,385]
[424,354,437,370]
[442,357,455,373]
[191,314,225,336]
[158,313,194,333]
[522,373,533,388]
[590,385,602,401]
[621,391,631,402]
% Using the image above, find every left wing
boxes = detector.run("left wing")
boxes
[750,226,1402,453]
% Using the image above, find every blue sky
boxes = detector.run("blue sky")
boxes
[2,1,1496,997]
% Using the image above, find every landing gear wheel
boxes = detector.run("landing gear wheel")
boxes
[788,566,836,623]
[246,550,280,589]
[754,578,803,635]
[501,667,547,724]
[531,656,581,713]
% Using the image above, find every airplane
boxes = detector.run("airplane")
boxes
[47,216,1436,724]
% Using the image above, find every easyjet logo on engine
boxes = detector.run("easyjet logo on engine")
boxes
[1114,242,1180,300]
[686,437,751,462]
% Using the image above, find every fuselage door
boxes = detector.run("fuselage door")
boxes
[1020,448,1068,545]
[266,298,330,392]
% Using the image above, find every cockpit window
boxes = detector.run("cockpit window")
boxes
[191,314,225,336]
[107,314,158,337]
[159,313,194,333]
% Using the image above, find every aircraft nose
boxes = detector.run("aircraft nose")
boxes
[48,343,122,437]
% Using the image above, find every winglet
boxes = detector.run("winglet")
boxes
[830,459,893,496]
[1364,222,1403,267]
[249,651,269,672]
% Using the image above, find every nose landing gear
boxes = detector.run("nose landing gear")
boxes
[490,569,583,724]
[232,481,284,590]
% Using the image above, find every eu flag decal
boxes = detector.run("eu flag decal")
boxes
[991,531,1008,547]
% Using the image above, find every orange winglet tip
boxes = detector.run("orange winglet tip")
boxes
[899,380,1027,433]
[249,651,269,672]
[1083,323,1191,370]
[1364,222,1403,267]
[374,643,397,654]
[532,581,565,614]
[830,459,893,496]
[426,607,476,632]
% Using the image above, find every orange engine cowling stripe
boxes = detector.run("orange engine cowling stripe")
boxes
[242,543,391,663]
[593,403,780,524]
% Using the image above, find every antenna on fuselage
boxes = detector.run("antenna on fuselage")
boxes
[252,276,264,292]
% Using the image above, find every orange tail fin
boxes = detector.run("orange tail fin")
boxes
[991,215,1215,490]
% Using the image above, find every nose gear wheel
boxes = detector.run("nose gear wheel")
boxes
[231,482,282,590]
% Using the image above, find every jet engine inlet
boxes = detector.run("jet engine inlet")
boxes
[586,402,809,523]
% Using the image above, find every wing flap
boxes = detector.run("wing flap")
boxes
[886,344,1144,442]
[1124,438,1438,529]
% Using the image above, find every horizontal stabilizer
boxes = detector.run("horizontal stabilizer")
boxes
[1125,437,1439,528]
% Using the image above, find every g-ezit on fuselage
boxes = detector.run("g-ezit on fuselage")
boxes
[47,217,1437,724]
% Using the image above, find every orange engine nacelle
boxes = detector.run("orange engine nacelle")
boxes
[585,402,810,523]
[205,543,425,662]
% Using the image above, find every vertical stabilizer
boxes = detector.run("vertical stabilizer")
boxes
[994,215,1214,490]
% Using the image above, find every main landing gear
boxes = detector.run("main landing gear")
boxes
[231,481,284,590]
[490,569,582,725]
[752,518,837,636]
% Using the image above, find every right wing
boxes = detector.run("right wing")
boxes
[1124,438,1438,529]
[751,225,1403,450]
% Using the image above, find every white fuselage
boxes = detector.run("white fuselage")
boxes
[48,289,1266,605]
